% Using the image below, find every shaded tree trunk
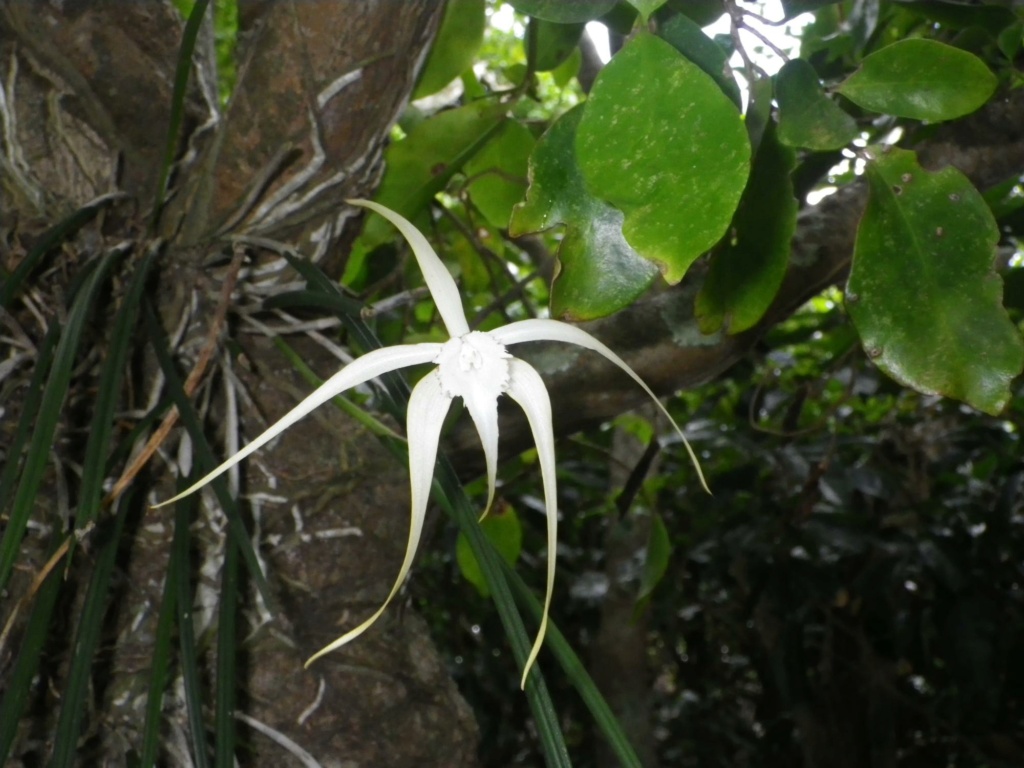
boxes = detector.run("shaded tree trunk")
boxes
[1,1,480,765]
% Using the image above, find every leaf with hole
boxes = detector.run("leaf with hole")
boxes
[576,33,750,284]
[846,148,1024,414]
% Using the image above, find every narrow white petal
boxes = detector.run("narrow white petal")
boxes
[505,359,558,689]
[305,370,452,667]
[462,378,500,519]
[153,343,442,508]
[492,319,710,494]
[349,199,470,338]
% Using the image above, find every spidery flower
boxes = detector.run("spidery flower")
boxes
[157,199,707,687]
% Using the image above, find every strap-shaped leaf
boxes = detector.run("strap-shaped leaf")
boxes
[847,148,1024,414]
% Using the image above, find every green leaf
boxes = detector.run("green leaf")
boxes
[776,59,858,150]
[637,514,672,602]
[507,0,615,23]
[576,33,750,284]
[625,0,666,22]
[665,0,725,26]
[781,0,841,18]
[696,122,797,334]
[357,102,507,252]
[836,39,997,122]
[533,19,585,72]
[414,0,486,98]
[658,12,742,107]
[510,105,658,321]
[464,120,535,229]
[457,502,523,597]
[846,148,1024,414]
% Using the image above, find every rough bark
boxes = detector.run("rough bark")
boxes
[1,1,480,765]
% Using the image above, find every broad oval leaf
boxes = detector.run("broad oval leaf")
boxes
[846,148,1024,414]
[658,13,742,107]
[696,122,797,334]
[576,33,750,284]
[510,105,658,321]
[507,0,615,23]
[465,120,535,229]
[357,102,506,252]
[533,19,585,72]
[837,39,996,121]
[414,0,486,98]
[776,59,858,150]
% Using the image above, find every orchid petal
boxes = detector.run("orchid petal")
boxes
[154,343,442,508]
[492,319,710,494]
[462,373,501,520]
[349,199,470,338]
[505,359,558,689]
[305,370,452,667]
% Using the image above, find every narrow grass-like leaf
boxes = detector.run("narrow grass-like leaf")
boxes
[142,304,276,610]
[49,493,135,768]
[0,541,63,763]
[215,535,239,768]
[0,325,58,517]
[501,559,642,768]
[152,0,210,229]
[174,489,211,768]
[0,250,122,593]
[433,460,571,768]
[0,193,121,309]
[139,543,179,768]
[77,246,160,530]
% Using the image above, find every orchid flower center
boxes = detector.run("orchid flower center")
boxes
[436,331,511,400]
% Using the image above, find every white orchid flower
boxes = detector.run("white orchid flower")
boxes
[157,199,708,688]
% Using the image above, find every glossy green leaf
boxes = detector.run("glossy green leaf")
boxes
[781,0,840,18]
[510,105,658,321]
[837,39,997,121]
[464,120,535,229]
[626,0,666,22]
[696,122,797,334]
[658,13,741,107]
[533,19,584,72]
[745,75,774,150]
[637,514,672,602]
[665,0,725,26]
[507,0,615,23]
[414,0,486,98]
[846,148,1024,414]
[457,503,523,597]
[357,102,507,253]
[576,33,750,284]
[776,59,858,150]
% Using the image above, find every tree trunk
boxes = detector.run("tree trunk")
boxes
[2,1,480,765]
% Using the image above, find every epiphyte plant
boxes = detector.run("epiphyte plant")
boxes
[156,199,708,687]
